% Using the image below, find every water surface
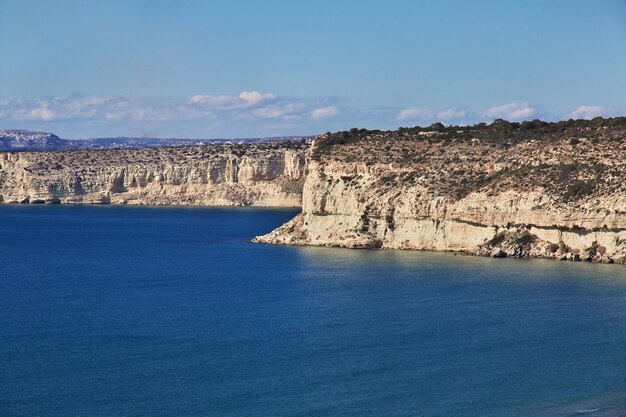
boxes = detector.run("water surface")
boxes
[1,205,626,416]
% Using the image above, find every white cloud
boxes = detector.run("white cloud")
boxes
[396,108,433,121]
[311,106,338,120]
[189,94,239,107]
[105,112,121,121]
[251,102,307,119]
[252,106,289,119]
[0,92,319,125]
[239,91,276,105]
[2,94,621,139]
[437,108,467,120]
[484,102,535,120]
[3,97,115,122]
[189,91,276,109]
[568,106,611,120]
[23,105,56,121]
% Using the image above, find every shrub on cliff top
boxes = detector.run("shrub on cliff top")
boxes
[311,116,626,160]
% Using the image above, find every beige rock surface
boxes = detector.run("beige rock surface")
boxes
[2,119,625,265]
[255,119,626,264]
[0,142,308,207]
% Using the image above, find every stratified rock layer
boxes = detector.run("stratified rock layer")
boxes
[255,119,626,264]
[0,142,308,207]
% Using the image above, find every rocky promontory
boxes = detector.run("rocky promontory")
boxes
[255,118,626,264]
[0,141,308,207]
[2,118,626,265]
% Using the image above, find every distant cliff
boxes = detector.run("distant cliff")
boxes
[255,118,626,264]
[0,142,308,207]
[0,130,68,151]
[0,129,313,151]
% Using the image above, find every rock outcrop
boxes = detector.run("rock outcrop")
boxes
[255,118,626,264]
[0,141,308,207]
[3,117,626,265]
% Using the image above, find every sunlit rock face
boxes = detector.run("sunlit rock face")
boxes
[255,119,626,264]
[0,142,308,207]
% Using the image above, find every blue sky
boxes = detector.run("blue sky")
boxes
[1,0,625,138]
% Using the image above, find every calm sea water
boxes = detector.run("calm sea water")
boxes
[1,205,626,417]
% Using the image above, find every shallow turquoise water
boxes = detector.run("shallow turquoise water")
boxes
[1,205,626,416]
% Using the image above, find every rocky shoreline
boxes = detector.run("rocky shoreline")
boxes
[254,219,626,265]
[2,119,625,266]
[254,118,626,265]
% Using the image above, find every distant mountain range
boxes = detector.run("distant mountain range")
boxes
[0,129,313,152]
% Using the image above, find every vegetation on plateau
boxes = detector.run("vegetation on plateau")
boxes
[311,117,626,203]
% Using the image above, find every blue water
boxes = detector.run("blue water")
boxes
[1,205,626,417]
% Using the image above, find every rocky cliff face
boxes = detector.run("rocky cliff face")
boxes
[0,142,308,207]
[255,118,626,264]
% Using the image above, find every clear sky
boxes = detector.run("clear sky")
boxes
[1,0,625,138]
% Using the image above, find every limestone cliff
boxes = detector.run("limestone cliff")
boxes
[0,142,308,207]
[255,118,626,264]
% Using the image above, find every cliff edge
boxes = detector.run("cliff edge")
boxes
[255,118,626,264]
[0,141,308,207]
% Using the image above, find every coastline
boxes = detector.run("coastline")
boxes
[252,237,626,265]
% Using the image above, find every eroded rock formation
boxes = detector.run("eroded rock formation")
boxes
[0,142,308,207]
[255,118,626,264]
[2,118,625,265]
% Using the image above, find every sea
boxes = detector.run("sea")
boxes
[1,205,626,417]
